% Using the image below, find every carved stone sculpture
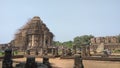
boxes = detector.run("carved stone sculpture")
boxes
[74,54,84,68]
[2,49,13,68]
[25,57,37,68]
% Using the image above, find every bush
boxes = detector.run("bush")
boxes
[14,51,18,55]
[0,52,4,56]
[113,49,120,53]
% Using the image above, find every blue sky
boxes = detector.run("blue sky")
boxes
[0,0,120,43]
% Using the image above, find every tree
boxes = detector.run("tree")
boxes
[73,35,94,47]
[53,41,62,46]
[62,41,73,48]
[53,41,73,48]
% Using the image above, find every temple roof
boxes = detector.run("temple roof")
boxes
[32,16,41,21]
[15,16,54,36]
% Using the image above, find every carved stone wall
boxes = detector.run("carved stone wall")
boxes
[110,36,119,43]
[90,36,120,53]
[95,37,101,44]
[11,16,54,52]
[104,37,110,43]
[90,38,96,44]
[90,36,119,44]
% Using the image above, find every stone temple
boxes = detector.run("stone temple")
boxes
[10,16,55,55]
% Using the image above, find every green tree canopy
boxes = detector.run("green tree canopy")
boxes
[53,35,94,48]
[62,41,73,48]
[73,35,94,47]
[53,41,62,46]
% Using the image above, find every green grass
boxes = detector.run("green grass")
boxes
[0,52,4,56]
[0,51,24,57]
[113,49,120,53]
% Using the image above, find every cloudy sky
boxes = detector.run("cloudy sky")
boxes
[0,0,120,43]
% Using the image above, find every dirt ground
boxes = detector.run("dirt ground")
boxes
[0,58,120,68]
[13,58,120,68]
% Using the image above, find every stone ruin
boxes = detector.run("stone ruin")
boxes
[1,16,90,58]
[90,36,119,44]
[61,47,72,57]
[90,36,120,54]
[9,16,58,57]
[2,49,52,68]
[73,44,90,57]
[60,44,90,58]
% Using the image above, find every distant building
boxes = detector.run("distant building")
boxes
[90,36,120,53]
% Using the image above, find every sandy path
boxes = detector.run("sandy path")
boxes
[0,58,120,68]
[83,60,120,68]
[13,58,74,68]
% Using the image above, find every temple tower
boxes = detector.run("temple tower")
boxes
[11,16,54,55]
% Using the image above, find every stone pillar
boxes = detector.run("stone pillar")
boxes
[50,38,52,46]
[52,48,55,55]
[28,35,32,49]
[74,54,84,68]
[39,35,43,56]
[55,47,58,56]
[86,46,90,56]
[31,35,35,47]
[73,45,77,54]
[61,48,65,57]
[101,37,105,43]
[111,36,118,43]
[42,56,52,68]
[2,49,13,68]
[40,35,43,47]
[43,31,48,55]
[48,37,51,46]
[81,46,86,57]
[40,48,43,56]
[43,32,46,48]
[105,37,111,43]
[90,38,96,44]
[96,37,101,44]
[25,57,37,68]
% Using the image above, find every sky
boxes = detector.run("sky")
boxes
[0,0,120,43]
